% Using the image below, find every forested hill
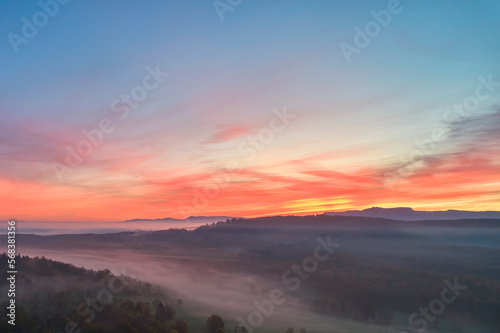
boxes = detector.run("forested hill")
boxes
[0,254,189,333]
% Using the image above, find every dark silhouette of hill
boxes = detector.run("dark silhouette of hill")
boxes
[122,215,232,223]
[122,207,500,225]
[324,207,500,220]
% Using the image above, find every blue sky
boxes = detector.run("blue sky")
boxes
[1,0,500,221]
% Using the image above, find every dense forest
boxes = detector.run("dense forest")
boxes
[0,255,226,333]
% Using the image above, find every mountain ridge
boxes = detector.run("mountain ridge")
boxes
[122,216,232,223]
[122,207,500,223]
[324,207,500,220]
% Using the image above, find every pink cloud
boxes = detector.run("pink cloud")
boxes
[204,125,253,144]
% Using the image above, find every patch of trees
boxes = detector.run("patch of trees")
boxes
[0,255,185,333]
[0,298,187,333]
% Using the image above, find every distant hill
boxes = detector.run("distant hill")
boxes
[324,207,500,220]
[122,216,232,223]
[122,208,500,224]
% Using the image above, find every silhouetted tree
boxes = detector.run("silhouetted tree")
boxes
[155,302,175,321]
[207,314,225,333]
[174,319,188,333]
[136,302,145,314]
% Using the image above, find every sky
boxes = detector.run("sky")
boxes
[1,0,500,222]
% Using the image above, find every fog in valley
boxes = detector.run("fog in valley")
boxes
[4,216,499,333]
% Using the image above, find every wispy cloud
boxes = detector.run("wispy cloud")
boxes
[204,125,254,144]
